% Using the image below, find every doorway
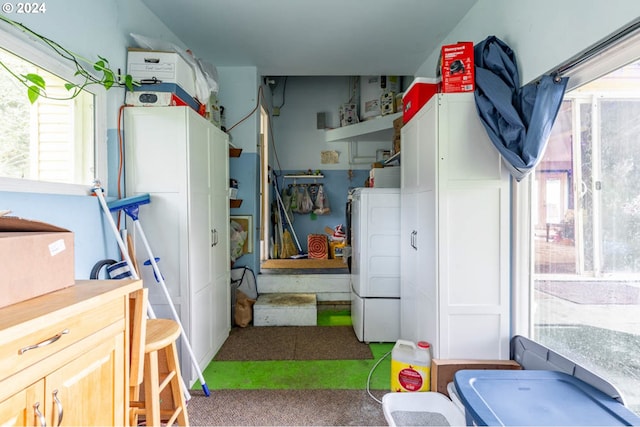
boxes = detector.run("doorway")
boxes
[259,105,271,263]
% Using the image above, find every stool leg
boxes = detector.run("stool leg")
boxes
[144,350,161,427]
[165,341,189,426]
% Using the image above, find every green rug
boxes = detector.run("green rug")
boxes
[194,310,394,391]
[317,309,353,326]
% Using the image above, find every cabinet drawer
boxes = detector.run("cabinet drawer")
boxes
[0,298,122,383]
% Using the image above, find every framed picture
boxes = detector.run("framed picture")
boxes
[230,215,253,254]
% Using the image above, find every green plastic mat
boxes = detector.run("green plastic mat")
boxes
[317,309,352,326]
[194,310,395,390]
[195,343,393,390]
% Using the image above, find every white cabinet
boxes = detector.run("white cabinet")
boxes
[124,106,230,386]
[400,93,511,359]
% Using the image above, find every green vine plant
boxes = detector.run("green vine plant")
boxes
[0,14,138,103]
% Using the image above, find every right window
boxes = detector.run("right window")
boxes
[532,59,640,415]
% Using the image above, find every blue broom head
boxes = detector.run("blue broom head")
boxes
[107,194,151,212]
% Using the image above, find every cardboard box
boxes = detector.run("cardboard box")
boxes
[370,166,401,188]
[431,359,521,397]
[340,103,359,127]
[0,217,74,308]
[127,48,197,98]
[393,134,401,155]
[402,77,440,123]
[395,93,404,117]
[393,116,404,132]
[380,91,397,116]
[438,42,475,93]
[360,76,401,120]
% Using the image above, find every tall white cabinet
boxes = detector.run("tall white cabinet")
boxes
[124,106,230,385]
[400,93,511,359]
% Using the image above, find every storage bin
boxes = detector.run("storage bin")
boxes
[402,78,440,123]
[127,48,197,98]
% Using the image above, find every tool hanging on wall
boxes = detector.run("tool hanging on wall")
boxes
[272,172,305,257]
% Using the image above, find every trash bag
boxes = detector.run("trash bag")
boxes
[298,185,314,214]
[230,219,248,263]
[230,266,258,300]
[313,184,331,215]
[234,290,256,327]
[288,185,299,213]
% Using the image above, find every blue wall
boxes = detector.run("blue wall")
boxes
[0,0,188,280]
[274,169,369,253]
[0,191,120,279]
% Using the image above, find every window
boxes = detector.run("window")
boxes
[531,59,640,414]
[0,26,106,194]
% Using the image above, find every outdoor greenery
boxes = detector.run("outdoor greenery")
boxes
[0,50,30,177]
[0,14,136,103]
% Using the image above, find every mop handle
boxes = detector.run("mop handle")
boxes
[92,187,139,281]
[93,188,193,398]
[92,188,159,318]
[133,219,210,397]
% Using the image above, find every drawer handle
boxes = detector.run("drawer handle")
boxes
[33,402,46,427]
[19,329,69,355]
[53,389,64,426]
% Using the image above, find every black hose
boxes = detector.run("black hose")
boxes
[89,259,117,280]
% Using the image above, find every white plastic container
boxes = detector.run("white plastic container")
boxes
[390,340,432,392]
[382,391,466,427]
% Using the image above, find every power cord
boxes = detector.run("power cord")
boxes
[366,348,392,404]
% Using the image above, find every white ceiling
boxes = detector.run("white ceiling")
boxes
[139,0,478,76]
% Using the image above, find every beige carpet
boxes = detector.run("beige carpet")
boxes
[214,326,373,361]
[187,389,388,426]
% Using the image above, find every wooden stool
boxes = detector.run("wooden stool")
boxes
[143,318,189,426]
[130,317,189,426]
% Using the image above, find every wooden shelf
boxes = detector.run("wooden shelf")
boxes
[284,174,324,179]
[229,148,242,157]
[325,112,401,142]
[230,199,242,208]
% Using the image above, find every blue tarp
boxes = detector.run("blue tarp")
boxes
[474,36,569,181]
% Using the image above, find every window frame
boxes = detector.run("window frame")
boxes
[512,26,640,337]
[0,22,107,196]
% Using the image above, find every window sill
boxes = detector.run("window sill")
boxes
[0,177,94,196]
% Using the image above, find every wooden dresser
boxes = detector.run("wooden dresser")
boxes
[0,279,142,426]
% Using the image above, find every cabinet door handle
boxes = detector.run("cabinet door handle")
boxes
[410,230,418,250]
[212,229,218,246]
[19,329,69,355]
[53,389,63,427]
[33,402,46,427]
